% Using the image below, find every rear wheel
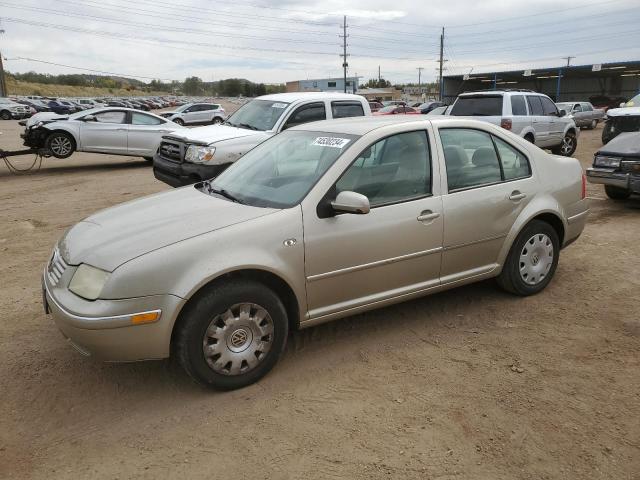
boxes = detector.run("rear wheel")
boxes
[552,131,577,156]
[0,110,11,120]
[589,119,597,130]
[173,118,184,126]
[497,220,560,296]
[174,280,289,390]
[604,185,631,200]
[212,117,223,124]
[45,131,75,158]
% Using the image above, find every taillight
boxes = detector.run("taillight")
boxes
[581,173,587,199]
[500,118,512,130]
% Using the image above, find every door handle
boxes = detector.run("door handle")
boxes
[509,191,526,201]
[417,210,440,223]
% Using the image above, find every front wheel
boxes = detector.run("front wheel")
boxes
[174,280,289,390]
[497,220,560,296]
[588,119,597,130]
[552,132,577,156]
[45,131,76,158]
[0,110,11,120]
[605,185,631,200]
[173,118,184,126]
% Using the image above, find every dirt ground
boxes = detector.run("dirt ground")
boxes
[0,111,638,480]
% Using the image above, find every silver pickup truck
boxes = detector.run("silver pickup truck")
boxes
[556,102,605,129]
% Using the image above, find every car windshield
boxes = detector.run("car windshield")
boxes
[174,103,193,113]
[450,96,502,116]
[202,130,359,208]
[223,99,290,131]
[626,93,640,106]
[556,103,573,111]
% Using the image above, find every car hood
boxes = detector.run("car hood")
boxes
[164,124,269,144]
[58,186,276,271]
[26,112,68,127]
[598,132,640,155]
[606,107,640,118]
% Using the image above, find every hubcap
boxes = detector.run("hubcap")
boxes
[561,136,574,155]
[202,303,274,376]
[50,136,72,155]
[519,234,554,285]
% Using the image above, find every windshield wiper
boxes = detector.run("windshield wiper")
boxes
[237,123,259,131]
[206,184,243,204]
[223,120,237,127]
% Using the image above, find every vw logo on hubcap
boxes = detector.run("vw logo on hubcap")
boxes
[531,253,540,265]
[230,328,249,348]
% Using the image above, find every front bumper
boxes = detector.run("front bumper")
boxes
[586,168,640,193]
[8,111,30,119]
[43,273,185,361]
[21,127,48,149]
[153,152,229,187]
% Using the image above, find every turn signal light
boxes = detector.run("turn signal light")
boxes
[500,118,512,130]
[131,311,161,325]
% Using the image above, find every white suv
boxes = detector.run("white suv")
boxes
[162,103,227,126]
[448,90,579,156]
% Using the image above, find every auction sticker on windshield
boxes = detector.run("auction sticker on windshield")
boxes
[271,103,287,109]
[312,137,351,148]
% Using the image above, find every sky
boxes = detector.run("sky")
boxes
[1,0,639,85]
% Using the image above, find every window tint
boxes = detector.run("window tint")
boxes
[336,131,431,206]
[494,137,530,180]
[510,95,528,115]
[284,102,326,128]
[540,97,559,116]
[450,96,502,116]
[526,96,544,116]
[582,103,593,111]
[94,111,127,124]
[200,105,214,111]
[331,101,365,119]
[439,129,502,191]
[132,112,163,125]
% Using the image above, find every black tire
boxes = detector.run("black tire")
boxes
[45,131,76,159]
[552,131,577,156]
[497,220,560,296]
[212,117,223,124]
[173,118,184,126]
[604,185,631,200]
[143,156,154,164]
[174,280,289,390]
[0,110,11,120]
[524,134,535,144]
[588,119,597,130]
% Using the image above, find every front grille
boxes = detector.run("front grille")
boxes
[159,139,184,163]
[47,249,68,286]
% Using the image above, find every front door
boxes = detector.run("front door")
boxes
[79,110,129,154]
[127,112,173,156]
[303,130,443,319]
[438,127,536,281]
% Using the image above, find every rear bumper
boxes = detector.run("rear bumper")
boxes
[153,153,229,187]
[586,168,640,192]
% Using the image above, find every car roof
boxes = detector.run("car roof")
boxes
[290,115,496,136]
[256,92,365,103]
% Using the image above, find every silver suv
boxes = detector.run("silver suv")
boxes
[161,102,226,126]
[448,90,579,156]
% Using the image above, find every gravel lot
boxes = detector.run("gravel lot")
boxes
[1,112,638,479]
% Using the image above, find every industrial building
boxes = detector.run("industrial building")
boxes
[286,76,359,93]
[442,60,640,106]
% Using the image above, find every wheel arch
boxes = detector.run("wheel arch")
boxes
[170,268,301,351]
[45,127,79,147]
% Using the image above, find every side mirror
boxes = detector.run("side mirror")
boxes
[331,191,370,215]
[559,109,567,117]
[83,114,96,122]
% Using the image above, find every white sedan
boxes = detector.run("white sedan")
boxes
[21,107,185,160]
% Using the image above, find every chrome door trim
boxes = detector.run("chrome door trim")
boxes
[306,246,443,283]
[443,233,507,252]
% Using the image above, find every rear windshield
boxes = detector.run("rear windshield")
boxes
[450,96,502,116]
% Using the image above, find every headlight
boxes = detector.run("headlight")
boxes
[594,155,621,168]
[185,145,216,163]
[69,264,110,300]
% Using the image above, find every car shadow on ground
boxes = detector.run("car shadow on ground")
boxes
[0,158,151,178]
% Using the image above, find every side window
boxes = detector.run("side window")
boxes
[440,129,501,191]
[132,112,163,125]
[335,131,431,207]
[541,97,559,116]
[494,137,531,180]
[526,96,544,116]
[510,95,528,115]
[94,111,127,124]
[582,103,593,112]
[201,105,214,111]
[283,102,326,129]
[331,101,364,119]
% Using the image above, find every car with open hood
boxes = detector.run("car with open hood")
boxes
[43,116,588,390]
[21,107,184,160]
[601,107,640,144]
[152,92,371,187]
[586,131,640,199]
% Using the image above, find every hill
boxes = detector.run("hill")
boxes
[6,77,171,97]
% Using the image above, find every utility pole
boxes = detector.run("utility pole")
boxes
[438,27,445,101]
[339,15,349,93]
[0,27,6,97]
[562,56,575,67]
[378,65,381,85]
[417,67,424,100]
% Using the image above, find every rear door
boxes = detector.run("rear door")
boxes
[540,96,565,143]
[526,95,550,146]
[79,110,129,153]
[183,104,202,124]
[127,112,174,156]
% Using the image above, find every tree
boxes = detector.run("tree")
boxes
[364,78,391,88]
[183,76,204,95]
